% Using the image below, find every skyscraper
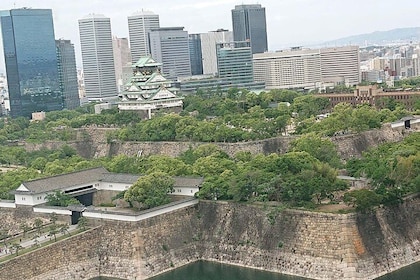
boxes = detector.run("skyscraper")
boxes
[149,27,191,80]
[128,11,160,63]
[231,4,268,54]
[188,34,203,75]
[56,39,80,110]
[112,36,132,92]
[78,14,117,101]
[216,41,254,84]
[0,8,64,117]
[201,29,233,75]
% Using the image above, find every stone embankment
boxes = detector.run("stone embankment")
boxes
[22,123,413,160]
[0,194,418,280]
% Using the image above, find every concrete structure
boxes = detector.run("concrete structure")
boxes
[13,167,203,207]
[149,27,191,80]
[201,29,233,75]
[317,85,420,111]
[0,8,64,117]
[188,34,203,75]
[231,4,268,54]
[217,41,254,85]
[31,111,46,121]
[254,46,360,90]
[118,56,183,118]
[128,11,160,63]
[112,36,132,92]
[78,14,117,101]
[56,39,80,110]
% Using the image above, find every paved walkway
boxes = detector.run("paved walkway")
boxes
[0,224,78,258]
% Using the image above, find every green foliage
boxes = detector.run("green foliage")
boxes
[77,216,88,230]
[124,172,174,210]
[345,132,420,207]
[292,95,330,120]
[295,103,384,136]
[45,191,81,207]
[291,133,342,168]
[343,189,382,212]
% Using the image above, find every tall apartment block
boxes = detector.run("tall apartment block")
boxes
[231,4,268,54]
[253,46,360,89]
[149,27,191,80]
[216,41,254,85]
[0,8,64,117]
[78,14,117,101]
[112,37,132,92]
[188,34,203,75]
[56,39,80,110]
[201,29,233,75]
[128,11,160,63]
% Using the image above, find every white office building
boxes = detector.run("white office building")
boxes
[79,14,118,101]
[128,11,160,63]
[254,46,360,89]
[201,29,233,75]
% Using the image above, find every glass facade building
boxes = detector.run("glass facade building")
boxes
[0,8,63,117]
[149,27,191,80]
[216,41,254,85]
[188,34,203,75]
[231,4,268,54]
[56,39,80,110]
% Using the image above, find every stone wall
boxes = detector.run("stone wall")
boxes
[22,124,414,160]
[0,195,418,280]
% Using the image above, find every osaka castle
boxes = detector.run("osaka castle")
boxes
[117,56,184,119]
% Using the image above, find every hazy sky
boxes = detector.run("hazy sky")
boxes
[1,0,420,73]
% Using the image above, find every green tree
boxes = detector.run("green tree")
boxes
[343,189,382,212]
[124,172,174,210]
[33,218,43,236]
[48,224,59,242]
[45,191,81,207]
[291,133,342,168]
[11,242,23,256]
[19,222,31,238]
[77,216,88,231]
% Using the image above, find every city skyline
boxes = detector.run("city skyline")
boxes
[1,0,420,74]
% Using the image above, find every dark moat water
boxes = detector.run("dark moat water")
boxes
[93,260,420,280]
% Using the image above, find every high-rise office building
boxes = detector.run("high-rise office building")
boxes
[112,36,132,92]
[128,11,160,63]
[216,41,254,84]
[201,29,233,75]
[78,14,117,101]
[188,34,203,75]
[0,8,64,117]
[149,27,191,80]
[231,4,268,54]
[56,39,80,110]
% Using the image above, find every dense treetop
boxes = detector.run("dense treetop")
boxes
[0,87,418,210]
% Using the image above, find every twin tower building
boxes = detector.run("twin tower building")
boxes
[0,5,268,118]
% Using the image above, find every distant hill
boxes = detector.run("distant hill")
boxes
[323,27,420,47]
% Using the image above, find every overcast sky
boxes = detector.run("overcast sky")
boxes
[1,0,420,73]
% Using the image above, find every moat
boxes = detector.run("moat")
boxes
[92,260,420,280]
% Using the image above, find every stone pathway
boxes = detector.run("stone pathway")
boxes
[0,224,79,258]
